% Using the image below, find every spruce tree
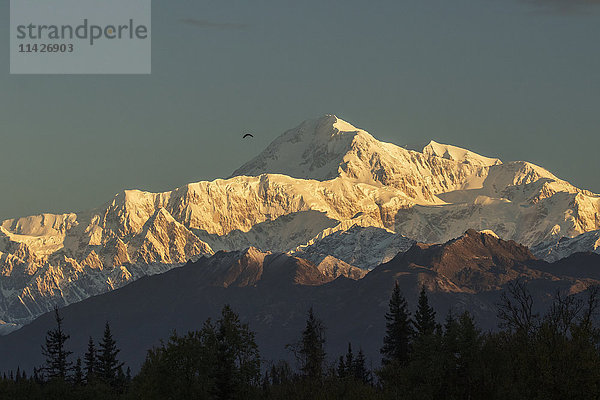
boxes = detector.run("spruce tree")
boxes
[73,358,83,385]
[344,342,354,377]
[443,311,459,349]
[116,366,126,391]
[289,307,326,382]
[215,310,236,400]
[439,311,460,395]
[406,288,444,398]
[380,281,413,366]
[84,336,97,382]
[414,286,436,337]
[214,304,261,400]
[98,322,124,385]
[455,312,484,399]
[353,348,371,384]
[272,364,281,386]
[261,370,270,392]
[337,356,346,379]
[41,307,72,380]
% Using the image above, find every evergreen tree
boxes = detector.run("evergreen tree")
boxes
[268,361,293,386]
[442,311,459,353]
[296,307,326,382]
[380,281,413,366]
[116,365,126,391]
[455,312,484,399]
[214,304,261,400]
[337,356,346,379]
[403,290,444,399]
[41,307,72,380]
[84,336,97,382]
[261,370,269,389]
[338,342,366,381]
[215,310,236,400]
[439,310,460,395]
[414,286,436,337]
[344,342,354,377]
[73,358,83,385]
[97,322,124,385]
[353,348,371,384]
[270,364,280,386]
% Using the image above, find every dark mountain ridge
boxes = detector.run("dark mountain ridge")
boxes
[0,231,598,374]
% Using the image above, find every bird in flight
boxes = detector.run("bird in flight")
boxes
[243,133,254,138]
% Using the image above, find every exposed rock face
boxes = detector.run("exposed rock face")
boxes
[185,247,365,288]
[315,256,368,281]
[369,230,541,293]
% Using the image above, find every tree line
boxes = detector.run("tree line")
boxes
[1,281,600,399]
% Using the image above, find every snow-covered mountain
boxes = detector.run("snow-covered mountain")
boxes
[532,230,600,262]
[0,207,214,326]
[291,225,415,270]
[232,115,500,203]
[1,114,599,328]
[233,115,599,244]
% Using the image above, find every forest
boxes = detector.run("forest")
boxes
[0,281,599,400]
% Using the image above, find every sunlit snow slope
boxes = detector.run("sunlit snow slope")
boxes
[1,114,598,328]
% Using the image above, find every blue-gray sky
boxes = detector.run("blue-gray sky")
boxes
[1,0,599,220]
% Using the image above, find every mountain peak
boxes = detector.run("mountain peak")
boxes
[231,114,509,204]
[379,229,537,292]
[324,114,361,133]
[231,114,368,181]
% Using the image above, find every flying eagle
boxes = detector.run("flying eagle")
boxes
[243,133,254,138]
